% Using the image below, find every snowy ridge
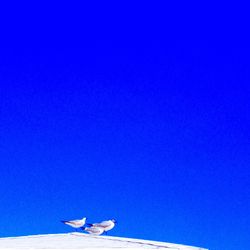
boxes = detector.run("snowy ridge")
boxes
[0,233,208,250]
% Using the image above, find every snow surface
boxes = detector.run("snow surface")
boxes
[0,233,208,250]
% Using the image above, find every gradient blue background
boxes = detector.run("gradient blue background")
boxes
[0,3,249,250]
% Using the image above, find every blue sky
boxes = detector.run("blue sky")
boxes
[0,4,249,250]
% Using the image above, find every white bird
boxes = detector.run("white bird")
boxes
[81,226,105,235]
[87,219,116,233]
[61,217,87,229]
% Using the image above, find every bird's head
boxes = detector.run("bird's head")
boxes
[111,219,117,224]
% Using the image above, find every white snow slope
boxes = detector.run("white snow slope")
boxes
[0,233,208,250]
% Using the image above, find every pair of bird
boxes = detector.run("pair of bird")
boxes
[61,217,116,235]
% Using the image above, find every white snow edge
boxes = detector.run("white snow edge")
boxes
[0,233,208,250]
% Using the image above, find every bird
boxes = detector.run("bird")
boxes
[81,226,105,235]
[87,219,116,234]
[61,217,87,230]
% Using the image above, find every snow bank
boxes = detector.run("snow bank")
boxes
[0,233,208,250]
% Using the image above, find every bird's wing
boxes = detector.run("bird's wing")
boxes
[62,220,82,226]
[97,221,112,227]
[88,220,111,228]
[89,227,103,233]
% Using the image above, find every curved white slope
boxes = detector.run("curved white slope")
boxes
[0,233,207,250]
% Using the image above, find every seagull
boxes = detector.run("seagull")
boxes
[61,217,87,230]
[81,226,105,235]
[87,219,116,234]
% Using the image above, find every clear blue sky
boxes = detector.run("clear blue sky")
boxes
[0,3,249,250]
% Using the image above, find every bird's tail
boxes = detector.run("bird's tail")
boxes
[87,223,93,226]
[61,220,67,224]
